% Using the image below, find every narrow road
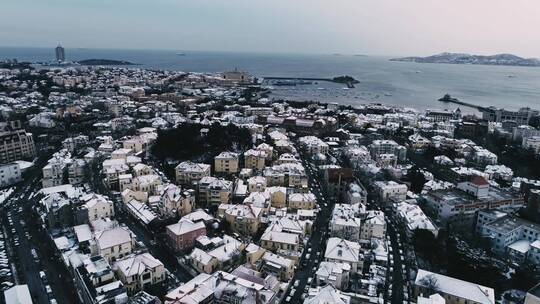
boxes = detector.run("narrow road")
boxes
[283,151,333,303]
[0,152,78,304]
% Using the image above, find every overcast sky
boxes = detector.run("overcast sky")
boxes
[2,0,539,57]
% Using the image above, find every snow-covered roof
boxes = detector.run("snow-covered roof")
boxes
[167,218,206,236]
[114,253,163,277]
[415,269,495,304]
[325,237,361,264]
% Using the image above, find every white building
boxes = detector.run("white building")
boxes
[369,140,406,162]
[361,210,386,240]
[304,284,351,304]
[0,163,21,188]
[94,226,135,262]
[113,253,166,294]
[175,161,211,185]
[524,136,540,154]
[299,136,329,156]
[394,201,438,237]
[315,262,351,290]
[324,237,363,273]
[3,285,32,304]
[330,204,363,241]
[79,193,115,221]
[198,177,233,206]
[374,181,407,202]
[414,269,495,304]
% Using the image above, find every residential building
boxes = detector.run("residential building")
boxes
[164,271,276,304]
[190,235,244,274]
[478,214,540,262]
[345,182,368,205]
[315,262,351,290]
[0,163,21,188]
[166,218,206,252]
[394,202,438,237]
[524,136,540,154]
[330,204,363,241]
[304,284,351,304]
[413,269,495,304]
[299,136,329,156]
[94,227,135,262]
[324,237,363,273]
[0,128,36,164]
[259,252,295,281]
[78,193,115,222]
[3,285,32,304]
[214,152,239,174]
[113,253,166,294]
[175,161,211,185]
[288,192,316,210]
[374,181,408,203]
[267,186,287,208]
[219,204,262,236]
[361,210,386,240]
[160,184,195,216]
[74,255,128,304]
[197,176,233,206]
[260,230,300,253]
[481,106,539,125]
[424,187,524,227]
[369,140,406,162]
[247,176,267,193]
[244,149,267,170]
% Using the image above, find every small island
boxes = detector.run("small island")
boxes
[390,52,540,67]
[332,75,360,84]
[76,59,135,66]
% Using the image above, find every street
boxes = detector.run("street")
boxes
[2,171,76,303]
[283,151,334,303]
[0,154,78,304]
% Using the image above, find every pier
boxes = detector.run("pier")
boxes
[263,76,356,88]
[439,96,487,111]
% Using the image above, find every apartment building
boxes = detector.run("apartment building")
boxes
[166,218,207,252]
[175,161,211,185]
[244,149,267,171]
[414,269,495,304]
[0,129,36,164]
[0,163,21,188]
[214,152,239,174]
[113,253,165,294]
[198,176,233,206]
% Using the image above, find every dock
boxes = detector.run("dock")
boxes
[263,76,356,88]
[439,97,487,111]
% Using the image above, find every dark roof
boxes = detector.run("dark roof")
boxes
[327,168,354,183]
[471,176,489,186]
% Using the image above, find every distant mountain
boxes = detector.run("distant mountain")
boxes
[390,52,540,67]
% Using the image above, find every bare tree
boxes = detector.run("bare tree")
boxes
[419,274,440,296]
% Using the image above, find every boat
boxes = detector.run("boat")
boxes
[438,94,459,102]
[176,53,186,56]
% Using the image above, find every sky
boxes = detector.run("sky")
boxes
[2,0,540,57]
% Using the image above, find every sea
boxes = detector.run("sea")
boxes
[1,47,540,113]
